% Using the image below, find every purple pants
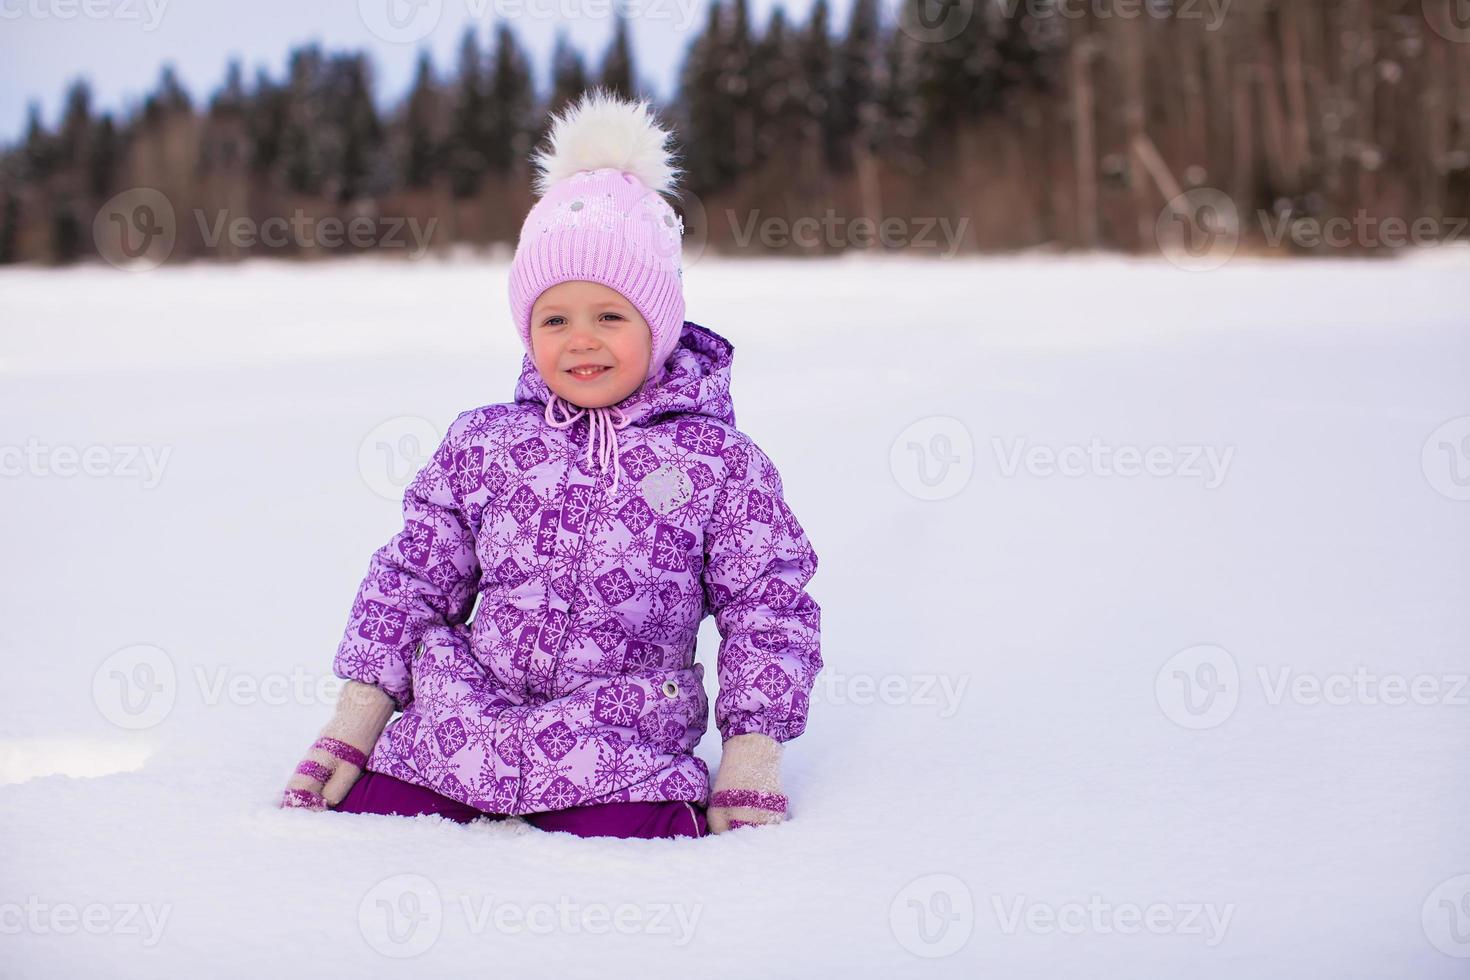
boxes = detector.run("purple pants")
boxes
[336,770,709,840]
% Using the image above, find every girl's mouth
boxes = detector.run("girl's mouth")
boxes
[568,365,611,380]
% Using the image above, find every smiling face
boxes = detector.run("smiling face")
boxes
[530,280,653,409]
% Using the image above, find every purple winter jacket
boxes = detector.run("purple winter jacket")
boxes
[332,321,822,816]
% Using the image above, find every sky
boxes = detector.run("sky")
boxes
[0,0,852,146]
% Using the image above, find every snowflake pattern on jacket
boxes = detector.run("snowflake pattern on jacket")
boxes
[333,321,822,816]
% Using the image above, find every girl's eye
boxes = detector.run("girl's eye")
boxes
[539,314,623,327]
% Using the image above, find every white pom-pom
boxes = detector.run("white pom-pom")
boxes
[530,87,682,199]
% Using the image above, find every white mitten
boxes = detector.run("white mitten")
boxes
[707,733,789,833]
[279,680,395,810]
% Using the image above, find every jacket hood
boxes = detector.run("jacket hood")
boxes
[511,320,738,493]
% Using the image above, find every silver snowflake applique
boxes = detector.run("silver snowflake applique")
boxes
[639,463,693,515]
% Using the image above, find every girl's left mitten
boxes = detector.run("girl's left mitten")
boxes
[707,733,789,833]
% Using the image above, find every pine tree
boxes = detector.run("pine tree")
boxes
[142,64,192,124]
[332,53,383,201]
[1009,1,1065,93]
[798,0,837,170]
[280,44,328,195]
[52,84,91,264]
[202,61,248,172]
[598,15,637,100]
[212,60,248,113]
[875,5,922,174]
[57,79,93,169]
[445,27,489,197]
[88,113,119,198]
[0,187,18,264]
[721,0,754,171]
[21,102,57,182]
[403,50,441,190]
[548,29,588,119]
[487,23,536,175]
[748,7,802,168]
[247,67,288,178]
[676,0,734,193]
[897,0,1010,151]
[832,0,882,173]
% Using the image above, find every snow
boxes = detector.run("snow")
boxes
[2,251,1469,977]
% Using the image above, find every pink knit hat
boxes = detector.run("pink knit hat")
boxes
[508,89,687,383]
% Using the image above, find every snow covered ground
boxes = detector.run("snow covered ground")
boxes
[2,251,1468,978]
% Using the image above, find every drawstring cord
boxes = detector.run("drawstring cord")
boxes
[543,394,632,495]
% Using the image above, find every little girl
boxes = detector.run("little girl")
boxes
[279,90,822,840]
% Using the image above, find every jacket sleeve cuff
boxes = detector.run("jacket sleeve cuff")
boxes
[720,711,806,744]
[332,652,411,712]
